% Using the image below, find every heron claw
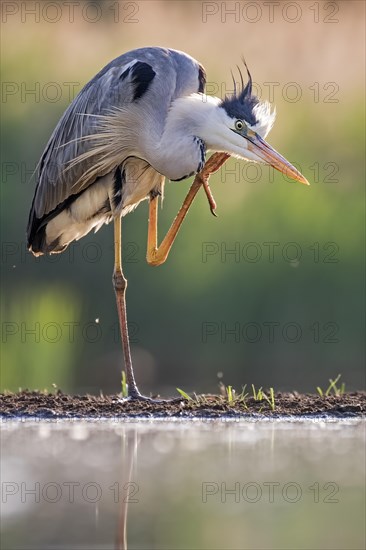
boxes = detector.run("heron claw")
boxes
[118,392,184,404]
[202,178,218,217]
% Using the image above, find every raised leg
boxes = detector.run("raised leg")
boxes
[113,216,141,399]
[147,152,229,266]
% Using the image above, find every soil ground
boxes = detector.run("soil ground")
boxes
[0,390,365,419]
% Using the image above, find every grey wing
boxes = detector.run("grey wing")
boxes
[29,48,205,221]
[26,47,205,252]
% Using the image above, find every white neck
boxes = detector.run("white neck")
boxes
[163,94,222,139]
[148,94,221,180]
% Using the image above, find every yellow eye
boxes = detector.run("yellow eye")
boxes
[235,120,244,131]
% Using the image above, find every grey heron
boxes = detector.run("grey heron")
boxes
[27,47,308,400]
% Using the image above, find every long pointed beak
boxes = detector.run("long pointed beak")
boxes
[247,133,309,185]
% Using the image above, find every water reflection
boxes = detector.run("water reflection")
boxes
[115,428,138,550]
[1,418,365,549]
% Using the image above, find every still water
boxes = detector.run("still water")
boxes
[1,418,365,549]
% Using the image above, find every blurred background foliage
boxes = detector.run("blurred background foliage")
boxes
[1,0,365,395]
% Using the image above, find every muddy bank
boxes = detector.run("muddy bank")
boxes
[1,390,365,419]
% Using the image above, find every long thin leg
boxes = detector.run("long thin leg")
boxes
[147,152,229,266]
[113,216,140,398]
[114,153,229,401]
[116,429,138,549]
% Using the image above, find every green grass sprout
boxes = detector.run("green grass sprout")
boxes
[317,374,345,397]
[176,388,192,401]
[262,387,276,411]
[121,371,128,398]
[226,385,234,404]
[251,384,264,401]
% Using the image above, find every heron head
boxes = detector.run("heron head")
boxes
[205,61,308,185]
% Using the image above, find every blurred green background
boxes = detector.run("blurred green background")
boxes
[1,0,365,395]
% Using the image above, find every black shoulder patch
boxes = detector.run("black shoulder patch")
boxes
[130,61,156,101]
[119,66,131,81]
[198,64,206,93]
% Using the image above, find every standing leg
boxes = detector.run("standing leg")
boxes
[114,153,230,401]
[113,216,140,398]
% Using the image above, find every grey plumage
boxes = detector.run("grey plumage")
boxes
[27,46,283,257]
[26,46,309,401]
[27,47,206,255]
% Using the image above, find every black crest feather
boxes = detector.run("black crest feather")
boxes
[220,57,258,126]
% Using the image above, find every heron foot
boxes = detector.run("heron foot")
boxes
[118,393,184,404]
[201,176,217,217]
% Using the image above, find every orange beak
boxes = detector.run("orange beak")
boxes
[247,132,309,185]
